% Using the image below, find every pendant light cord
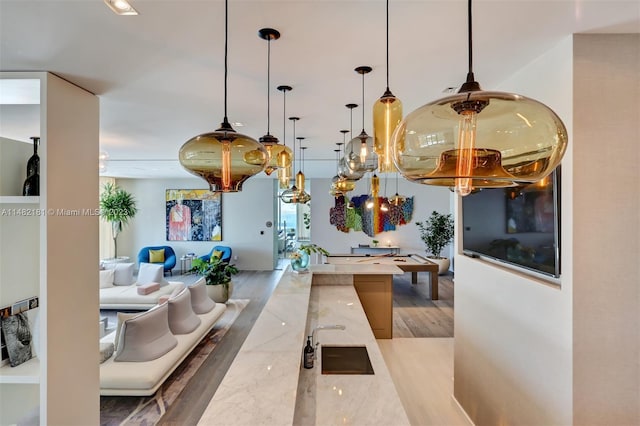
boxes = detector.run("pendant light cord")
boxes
[467,0,474,81]
[386,0,390,90]
[267,39,271,134]
[223,0,229,124]
[361,72,366,132]
[282,89,286,147]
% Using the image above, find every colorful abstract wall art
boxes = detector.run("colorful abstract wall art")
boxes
[166,189,222,241]
[329,194,414,237]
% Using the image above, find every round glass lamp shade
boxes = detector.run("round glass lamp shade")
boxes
[345,131,378,174]
[337,157,365,181]
[263,143,292,175]
[179,128,268,192]
[332,176,356,193]
[391,90,568,194]
[373,91,403,173]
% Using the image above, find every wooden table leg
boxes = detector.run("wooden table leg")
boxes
[431,271,439,300]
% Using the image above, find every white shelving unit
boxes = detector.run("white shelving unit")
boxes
[0,358,40,384]
[0,72,100,425]
[0,196,40,204]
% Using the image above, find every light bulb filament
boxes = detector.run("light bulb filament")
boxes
[360,141,367,164]
[455,110,476,196]
[222,141,232,191]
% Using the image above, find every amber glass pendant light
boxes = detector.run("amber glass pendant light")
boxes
[277,85,293,189]
[373,0,402,173]
[258,28,292,176]
[280,118,303,204]
[179,0,268,192]
[331,141,356,194]
[346,66,378,174]
[391,0,567,196]
[296,141,311,204]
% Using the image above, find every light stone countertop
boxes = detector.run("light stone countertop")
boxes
[198,264,409,426]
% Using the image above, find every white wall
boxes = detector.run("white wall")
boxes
[453,37,574,425]
[114,174,453,271]
[572,34,639,425]
[116,177,276,271]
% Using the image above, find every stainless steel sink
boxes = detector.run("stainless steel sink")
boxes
[321,345,375,375]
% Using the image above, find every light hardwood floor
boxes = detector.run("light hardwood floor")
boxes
[153,267,469,425]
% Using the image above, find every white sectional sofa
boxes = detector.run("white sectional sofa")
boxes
[99,262,184,310]
[99,279,226,396]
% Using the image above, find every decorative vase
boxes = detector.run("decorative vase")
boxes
[427,257,451,275]
[206,281,233,303]
[290,251,310,273]
[22,136,40,196]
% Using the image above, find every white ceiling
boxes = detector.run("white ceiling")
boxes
[1,0,638,179]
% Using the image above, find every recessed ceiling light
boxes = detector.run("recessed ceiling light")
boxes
[104,0,138,16]
[231,122,244,127]
[442,87,458,93]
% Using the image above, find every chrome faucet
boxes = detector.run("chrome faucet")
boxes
[311,324,346,357]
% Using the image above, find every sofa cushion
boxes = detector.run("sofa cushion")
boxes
[188,278,216,314]
[136,263,169,287]
[137,282,160,295]
[149,248,165,263]
[99,269,115,289]
[105,263,136,286]
[100,342,115,364]
[212,250,223,260]
[168,288,201,335]
[100,282,184,310]
[114,303,177,362]
[114,312,138,351]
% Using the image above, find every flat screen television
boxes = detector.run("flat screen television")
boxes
[461,168,561,278]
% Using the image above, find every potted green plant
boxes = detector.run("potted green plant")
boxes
[190,257,238,303]
[416,211,455,275]
[372,239,379,247]
[99,183,138,258]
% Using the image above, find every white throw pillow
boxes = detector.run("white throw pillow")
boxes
[167,288,201,335]
[136,262,170,287]
[99,269,115,289]
[114,303,177,362]
[188,278,216,314]
[105,262,136,286]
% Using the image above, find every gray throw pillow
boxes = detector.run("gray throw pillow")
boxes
[167,288,201,335]
[114,303,177,362]
[188,278,216,314]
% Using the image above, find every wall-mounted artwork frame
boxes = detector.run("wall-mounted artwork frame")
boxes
[166,189,222,241]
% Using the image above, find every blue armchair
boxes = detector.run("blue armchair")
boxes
[138,245,177,275]
[200,245,232,264]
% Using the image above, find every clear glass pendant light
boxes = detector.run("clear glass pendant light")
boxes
[390,0,567,196]
[179,0,268,192]
[338,105,365,181]
[346,66,378,174]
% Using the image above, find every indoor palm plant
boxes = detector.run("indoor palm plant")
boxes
[190,257,238,303]
[416,211,455,275]
[99,183,138,258]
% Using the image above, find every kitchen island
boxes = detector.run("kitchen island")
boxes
[198,264,409,426]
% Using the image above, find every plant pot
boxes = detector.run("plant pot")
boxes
[206,281,233,303]
[427,257,450,275]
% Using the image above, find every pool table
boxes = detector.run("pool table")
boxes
[326,254,440,300]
